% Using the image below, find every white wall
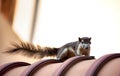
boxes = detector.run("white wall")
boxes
[33,0,120,58]
[13,0,35,41]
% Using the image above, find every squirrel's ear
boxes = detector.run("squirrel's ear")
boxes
[89,37,91,40]
[78,37,81,41]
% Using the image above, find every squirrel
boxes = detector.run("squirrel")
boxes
[57,37,91,61]
[6,37,91,61]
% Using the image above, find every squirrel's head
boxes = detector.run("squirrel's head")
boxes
[78,37,91,44]
[78,37,91,50]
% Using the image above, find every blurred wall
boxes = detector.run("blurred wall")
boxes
[1,0,16,24]
[13,0,35,41]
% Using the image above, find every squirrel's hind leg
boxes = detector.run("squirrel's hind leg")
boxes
[57,48,68,60]
[57,47,76,61]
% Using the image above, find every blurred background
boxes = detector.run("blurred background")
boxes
[1,0,120,58]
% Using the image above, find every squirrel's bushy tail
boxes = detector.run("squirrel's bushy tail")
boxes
[6,41,59,59]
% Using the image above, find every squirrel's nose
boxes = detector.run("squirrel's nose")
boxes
[85,47,89,49]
